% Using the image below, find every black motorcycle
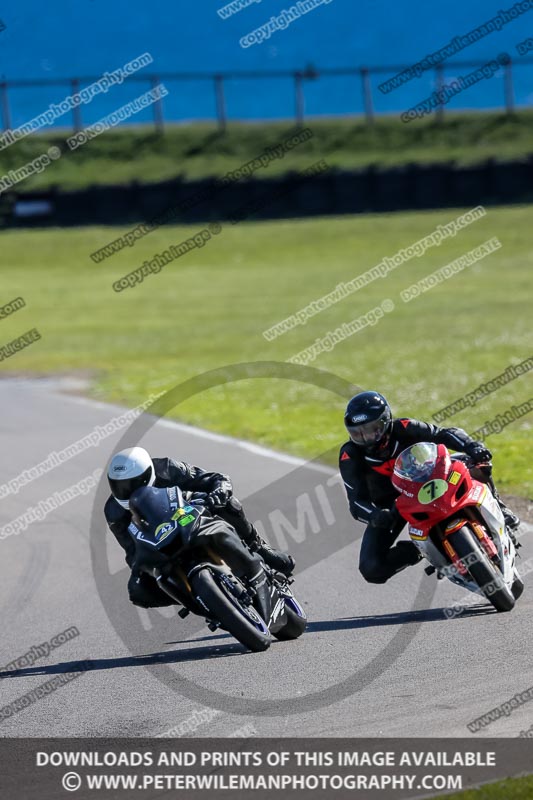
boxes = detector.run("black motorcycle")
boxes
[127,485,306,652]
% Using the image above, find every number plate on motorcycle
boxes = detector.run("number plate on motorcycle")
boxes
[417,479,448,504]
[154,521,178,542]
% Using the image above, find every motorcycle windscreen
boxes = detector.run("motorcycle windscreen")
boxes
[129,485,201,549]
[394,442,438,482]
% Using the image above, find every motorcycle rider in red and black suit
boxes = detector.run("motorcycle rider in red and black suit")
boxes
[339,391,520,585]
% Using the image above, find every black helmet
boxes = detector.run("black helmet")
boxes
[344,391,392,447]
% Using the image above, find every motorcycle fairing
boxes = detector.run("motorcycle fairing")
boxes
[393,443,516,595]
[128,484,202,551]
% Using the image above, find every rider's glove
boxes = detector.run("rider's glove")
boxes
[207,479,232,508]
[464,441,492,464]
[370,508,396,529]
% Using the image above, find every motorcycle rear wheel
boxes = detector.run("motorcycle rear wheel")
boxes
[511,570,525,600]
[448,526,515,613]
[273,599,307,641]
[190,568,272,652]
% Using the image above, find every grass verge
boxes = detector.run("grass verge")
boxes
[436,773,533,799]
[1,112,533,192]
[0,205,531,494]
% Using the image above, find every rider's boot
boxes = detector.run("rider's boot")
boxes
[500,503,521,547]
[484,476,521,544]
[222,499,295,577]
[255,537,295,578]
[243,523,294,577]
[500,502,521,532]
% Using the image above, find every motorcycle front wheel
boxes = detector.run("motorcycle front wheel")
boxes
[190,568,272,652]
[448,526,515,613]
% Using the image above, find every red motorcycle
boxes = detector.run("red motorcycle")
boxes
[391,442,523,612]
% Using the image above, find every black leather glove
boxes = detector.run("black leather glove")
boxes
[370,508,396,529]
[206,479,232,508]
[464,441,492,464]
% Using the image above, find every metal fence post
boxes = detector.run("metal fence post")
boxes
[150,75,165,133]
[504,59,515,114]
[294,71,304,126]
[0,60,529,132]
[70,78,83,133]
[0,82,11,132]
[214,74,227,132]
[361,68,374,125]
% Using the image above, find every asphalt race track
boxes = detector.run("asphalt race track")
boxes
[1,378,532,739]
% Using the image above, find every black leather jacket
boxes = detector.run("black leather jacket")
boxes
[104,457,230,567]
[339,418,476,523]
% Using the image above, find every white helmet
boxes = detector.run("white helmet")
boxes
[107,447,155,509]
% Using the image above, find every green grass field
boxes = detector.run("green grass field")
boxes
[0,205,531,495]
[437,774,533,799]
[2,111,533,191]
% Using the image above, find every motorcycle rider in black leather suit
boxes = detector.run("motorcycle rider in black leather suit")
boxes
[105,447,294,608]
[340,391,520,584]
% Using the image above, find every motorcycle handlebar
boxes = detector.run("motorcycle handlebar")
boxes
[188,492,223,511]
[451,453,493,472]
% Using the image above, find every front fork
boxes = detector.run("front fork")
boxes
[441,516,502,578]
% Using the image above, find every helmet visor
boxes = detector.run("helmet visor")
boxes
[345,411,391,446]
[109,464,153,501]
